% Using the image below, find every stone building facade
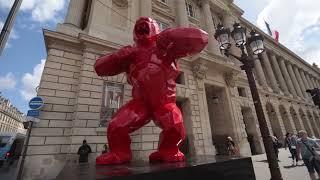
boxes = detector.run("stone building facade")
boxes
[0,96,26,134]
[22,0,320,179]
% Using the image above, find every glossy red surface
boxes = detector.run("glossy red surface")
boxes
[94,17,208,165]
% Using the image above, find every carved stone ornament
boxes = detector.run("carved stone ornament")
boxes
[192,62,208,80]
[192,62,208,91]
[224,71,239,87]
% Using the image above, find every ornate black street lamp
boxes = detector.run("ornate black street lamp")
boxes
[215,23,283,180]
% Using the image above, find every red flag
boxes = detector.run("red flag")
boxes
[274,30,279,43]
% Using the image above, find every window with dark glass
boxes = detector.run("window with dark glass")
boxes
[100,82,124,127]
[186,3,194,18]
[238,87,247,97]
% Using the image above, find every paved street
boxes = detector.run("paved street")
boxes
[0,160,19,180]
[252,148,310,180]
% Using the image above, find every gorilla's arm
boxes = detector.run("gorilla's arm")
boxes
[156,28,208,60]
[94,46,134,76]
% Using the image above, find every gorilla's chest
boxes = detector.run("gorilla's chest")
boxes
[133,47,163,65]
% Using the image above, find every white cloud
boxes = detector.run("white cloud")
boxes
[0,73,17,91]
[256,0,320,65]
[0,0,67,23]
[31,0,65,22]
[20,59,45,101]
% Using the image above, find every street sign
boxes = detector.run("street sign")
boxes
[29,96,44,110]
[27,110,39,118]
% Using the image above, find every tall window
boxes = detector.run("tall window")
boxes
[185,2,195,18]
[100,82,124,127]
[157,20,169,31]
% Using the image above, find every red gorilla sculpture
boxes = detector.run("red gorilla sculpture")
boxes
[94,17,208,165]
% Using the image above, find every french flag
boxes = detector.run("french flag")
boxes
[264,21,279,43]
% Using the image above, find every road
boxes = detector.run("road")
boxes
[0,159,19,180]
[252,148,311,180]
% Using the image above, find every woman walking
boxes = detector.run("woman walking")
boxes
[285,133,299,165]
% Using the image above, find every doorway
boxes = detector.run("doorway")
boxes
[205,84,234,155]
[176,98,195,156]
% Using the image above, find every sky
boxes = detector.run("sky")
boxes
[0,0,320,114]
[0,0,69,113]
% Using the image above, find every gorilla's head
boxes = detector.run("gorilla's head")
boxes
[133,17,160,45]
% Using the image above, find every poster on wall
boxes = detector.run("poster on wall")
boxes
[100,82,124,127]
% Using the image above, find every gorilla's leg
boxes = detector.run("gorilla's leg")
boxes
[149,103,186,162]
[96,99,151,165]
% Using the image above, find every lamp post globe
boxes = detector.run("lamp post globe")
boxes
[231,22,247,47]
[248,30,265,55]
[214,24,231,50]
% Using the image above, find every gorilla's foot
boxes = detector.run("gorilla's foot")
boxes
[149,150,185,162]
[96,152,131,165]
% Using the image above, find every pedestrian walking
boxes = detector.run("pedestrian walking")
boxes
[226,136,239,156]
[297,130,320,180]
[271,135,280,161]
[77,140,92,163]
[284,133,299,165]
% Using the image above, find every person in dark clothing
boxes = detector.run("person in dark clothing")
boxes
[271,135,280,161]
[102,144,108,154]
[284,133,299,165]
[77,140,92,163]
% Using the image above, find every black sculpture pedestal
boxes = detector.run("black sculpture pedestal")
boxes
[56,155,256,180]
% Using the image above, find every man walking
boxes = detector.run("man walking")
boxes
[297,130,320,180]
[77,140,92,163]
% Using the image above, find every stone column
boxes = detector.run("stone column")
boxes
[287,63,304,98]
[64,0,87,27]
[300,70,311,90]
[311,77,318,88]
[260,51,279,93]
[306,74,314,89]
[315,79,320,88]
[279,58,297,97]
[202,0,220,54]
[175,0,189,27]
[140,0,152,17]
[300,70,313,101]
[306,74,315,89]
[269,54,289,95]
[293,66,308,98]
[253,56,269,89]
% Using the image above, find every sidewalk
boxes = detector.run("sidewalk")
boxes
[252,148,310,180]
